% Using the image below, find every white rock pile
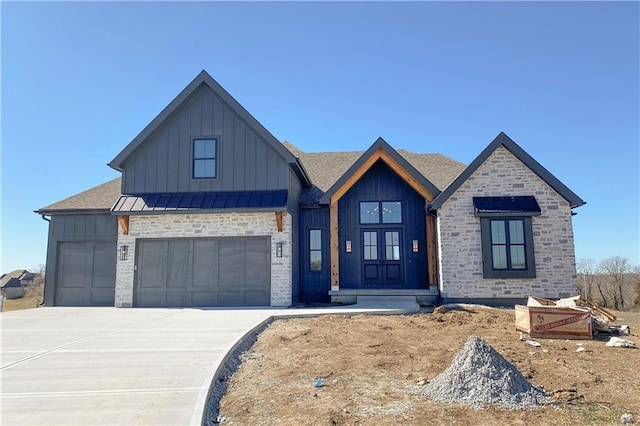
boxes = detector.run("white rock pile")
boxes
[416,335,551,409]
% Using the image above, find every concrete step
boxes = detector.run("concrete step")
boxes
[356,295,418,304]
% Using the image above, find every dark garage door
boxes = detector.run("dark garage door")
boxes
[56,241,117,306]
[135,237,271,307]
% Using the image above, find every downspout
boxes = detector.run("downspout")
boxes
[40,214,51,223]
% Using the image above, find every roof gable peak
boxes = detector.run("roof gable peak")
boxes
[318,137,441,205]
[429,132,586,210]
[108,70,310,185]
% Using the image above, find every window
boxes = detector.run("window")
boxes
[385,231,400,260]
[480,217,535,278]
[359,201,402,224]
[309,229,322,271]
[193,138,217,178]
[363,231,378,260]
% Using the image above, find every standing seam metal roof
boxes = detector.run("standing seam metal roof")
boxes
[36,143,467,213]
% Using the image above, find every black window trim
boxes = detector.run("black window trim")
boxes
[359,200,402,225]
[309,228,322,273]
[192,137,219,180]
[480,216,536,279]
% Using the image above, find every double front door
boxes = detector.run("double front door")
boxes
[361,229,402,286]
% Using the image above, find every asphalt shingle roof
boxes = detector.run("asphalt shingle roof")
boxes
[284,142,466,203]
[37,143,466,212]
[37,178,122,213]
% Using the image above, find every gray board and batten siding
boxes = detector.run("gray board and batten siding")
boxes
[116,84,292,195]
[42,214,118,306]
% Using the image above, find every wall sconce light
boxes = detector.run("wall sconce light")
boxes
[345,240,352,253]
[412,240,419,253]
[119,245,129,261]
[276,242,283,258]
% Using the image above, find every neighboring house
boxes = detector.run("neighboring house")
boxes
[36,70,585,308]
[0,270,38,300]
[0,270,39,288]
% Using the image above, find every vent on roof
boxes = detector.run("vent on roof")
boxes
[472,196,541,217]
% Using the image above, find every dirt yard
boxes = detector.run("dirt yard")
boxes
[219,306,640,425]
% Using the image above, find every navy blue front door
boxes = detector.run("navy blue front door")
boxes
[361,229,402,287]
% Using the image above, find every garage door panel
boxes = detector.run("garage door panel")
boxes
[218,291,245,306]
[60,243,90,289]
[56,241,116,306]
[92,243,117,289]
[90,288,116,306]
[166,290,191,307]
[135,237,270,307]
[138,241,167,289]
[167,240,190,288]
[193,240,218,287]
[191,290,218,306]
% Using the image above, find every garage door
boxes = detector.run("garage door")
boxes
[56,241,117,306]
[134,237,271,307]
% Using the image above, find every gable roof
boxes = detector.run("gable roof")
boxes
[108,70,310,186]
[284,141,465,204]
[317,137,442,205]
[429,132,586,210]
[36,178,122,214]
[1,270,28,287]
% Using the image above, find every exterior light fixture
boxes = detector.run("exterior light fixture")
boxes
[119,245,129,261]
[412,240,419,253]
[276,242,283,258]
[345,240,352,253]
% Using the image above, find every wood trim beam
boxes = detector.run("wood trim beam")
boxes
[118,215,130,236]
[330,148,435,205]
[426,214,436,286]
[275,212,283,232]
[378,151,434,201]
[330,202,339,289]
[331,149,383,204]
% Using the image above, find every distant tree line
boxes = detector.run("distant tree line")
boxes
[577,257,640,311]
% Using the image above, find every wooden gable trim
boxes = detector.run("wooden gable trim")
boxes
[275,212,283,232]
[330,148,435,205]
[118,215,130,235]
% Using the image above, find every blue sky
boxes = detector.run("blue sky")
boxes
[2,1,638,273]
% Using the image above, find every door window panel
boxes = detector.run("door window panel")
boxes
[363,231,378,260]
[385,231,400,260]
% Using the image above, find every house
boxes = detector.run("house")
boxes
[36,70,585,308]
[0,270,40,300]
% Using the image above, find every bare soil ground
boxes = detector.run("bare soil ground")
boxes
[219,306,640,425]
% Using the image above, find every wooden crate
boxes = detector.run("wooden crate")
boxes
[515,304,592,339]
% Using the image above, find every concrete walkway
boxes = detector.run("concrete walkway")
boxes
[1,303,416,425]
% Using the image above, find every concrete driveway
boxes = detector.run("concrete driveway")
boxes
[1,307,277,425]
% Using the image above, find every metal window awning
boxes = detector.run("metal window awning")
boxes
[111,190,288,215]
[472,196,541,217]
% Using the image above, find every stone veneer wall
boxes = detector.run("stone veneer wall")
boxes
[437,146,578,300]
[114,212,292,307]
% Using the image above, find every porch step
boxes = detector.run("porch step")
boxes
[329,288,439,307]
[356,295,418,305]
[354,295,420,313]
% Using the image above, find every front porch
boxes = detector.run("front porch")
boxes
[328,288,439,306]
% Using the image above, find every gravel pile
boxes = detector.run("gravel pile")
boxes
[416,335,551,409]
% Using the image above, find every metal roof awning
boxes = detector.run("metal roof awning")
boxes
[111,190,288,214]
[472,196,541,217]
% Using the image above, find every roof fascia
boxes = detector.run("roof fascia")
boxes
[108,70,311,186]
[318,137,441,205]
[429,132,586,210]
[34,209,112,215]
